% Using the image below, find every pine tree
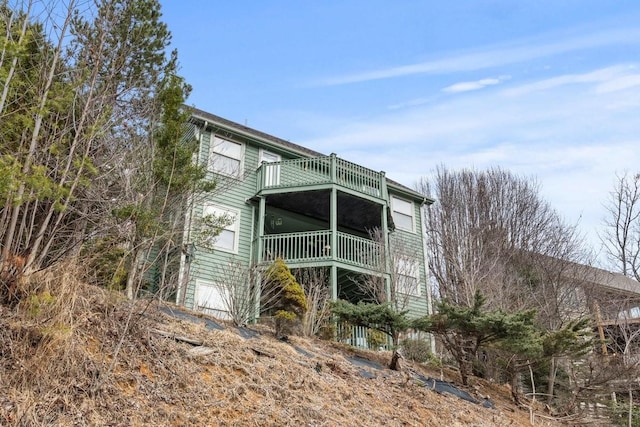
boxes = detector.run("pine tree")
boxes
[0,2,77,297]
[413,291,543,386]
[0,0,212,304]
[539,317,592,406]
[331,299,410,370]
[69,0,214,299]
[263,258,308,338]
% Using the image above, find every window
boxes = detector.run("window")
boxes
[259,149,281,186]
[391,196,414,232]
[396,258,420,296]
[204,204,240,253]
[210,136,244,177]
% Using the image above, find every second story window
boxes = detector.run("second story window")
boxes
[210,136,244,177]
[391,196,415,232]
[203,204,240,253]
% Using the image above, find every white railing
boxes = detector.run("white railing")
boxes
[257,154,386,200]
[337,322,390,350]
[259,231,381,269]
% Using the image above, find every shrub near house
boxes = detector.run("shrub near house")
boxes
[263,258,307,338]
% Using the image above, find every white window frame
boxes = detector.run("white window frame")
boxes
[391,196,415,232]
[209,135,245,178]
[203,204,241,254]
[396,257,421,297]
[259,149,281,186]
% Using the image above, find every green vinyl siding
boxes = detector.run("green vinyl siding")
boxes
[184,130,259,308]
[182,118,432,321]
[389,194,430,318]
[184,129,302,309]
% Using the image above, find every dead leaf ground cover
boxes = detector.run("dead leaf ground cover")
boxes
[0,262,573,426]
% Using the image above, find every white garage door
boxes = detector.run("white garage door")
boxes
[195,282,230,320]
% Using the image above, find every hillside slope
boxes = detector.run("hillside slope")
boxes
[0,268,567,426]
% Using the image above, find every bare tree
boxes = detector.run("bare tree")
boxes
[295,267,332,337]
[601,172,640,281]
[209,259,322,331]
[0,0,199,303]
[418,166,592,407]
[418,166,587,314]
[606,315,640,427]
[350,227,423,312]
[210,260,260,326]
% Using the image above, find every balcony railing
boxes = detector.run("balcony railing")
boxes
[257,154,386,200]
[337,322,390,350]
[259,230,382,270]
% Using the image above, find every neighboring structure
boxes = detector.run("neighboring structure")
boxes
[171,107,434,324]
[544,260,640,329]
[528,258,640,351]
[575,264,640,356]
[552,262,640,412]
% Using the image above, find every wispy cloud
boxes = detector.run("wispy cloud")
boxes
[595,72,640,93]
[502,65,636,96]
[315,27,640,86]
[300,63,640,250]
[443,75,511,93]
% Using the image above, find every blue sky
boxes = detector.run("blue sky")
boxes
[162,1,640,260]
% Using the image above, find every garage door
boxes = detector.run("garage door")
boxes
[195,282,230,320]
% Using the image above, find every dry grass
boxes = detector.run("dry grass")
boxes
[0,260,571,426]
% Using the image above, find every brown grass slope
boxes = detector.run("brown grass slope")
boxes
[0,261,567,426]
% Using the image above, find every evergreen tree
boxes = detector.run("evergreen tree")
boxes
[331,299,410,370]
[0,0,214,303]
[0,2,77,293]
[69,0,216,300]
[263,258,308,338]
[413,291,543,386]
[539,317,593,406]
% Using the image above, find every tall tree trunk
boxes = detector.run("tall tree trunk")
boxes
[2,0,74,265]
[125,248,145,300]
[547,356,557,405]
[629,388,633,427]
[0,1,31,114]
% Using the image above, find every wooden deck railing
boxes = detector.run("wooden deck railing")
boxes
[262,230,332,263]
[257,154,386,200]
[335,231,381,269]
[259,230,381,270]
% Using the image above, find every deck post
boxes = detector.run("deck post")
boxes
[331,264,338,301]
[592,301,608,355]
[329,159,338,301]
[380,171,388,201]
[330,153,338,187]
[330,186,338,261]
[381,203,393,303]
[257,162,263,192]
[254,196,267,321]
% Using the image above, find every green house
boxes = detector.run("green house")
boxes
[172,107,434,331]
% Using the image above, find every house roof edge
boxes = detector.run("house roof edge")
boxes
[187,106,433,203]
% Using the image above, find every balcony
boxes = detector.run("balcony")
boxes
[258,230,382,270]
[257,154,387,201]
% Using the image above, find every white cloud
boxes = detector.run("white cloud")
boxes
[299,63,640,255]
[315,27,640,86]
[502,65,636,96]
[443,75,511,93]
[387,96,435,110]
[595,73,640,93]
